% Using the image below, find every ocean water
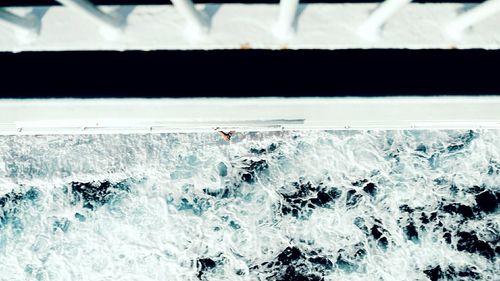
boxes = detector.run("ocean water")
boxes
[0,130,498,281]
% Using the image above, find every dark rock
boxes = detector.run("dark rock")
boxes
[423,265,442,281]
[475,191,498,213]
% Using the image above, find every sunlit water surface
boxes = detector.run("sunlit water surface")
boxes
[0,130,498,281]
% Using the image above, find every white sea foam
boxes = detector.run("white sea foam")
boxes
[0,130,498,281]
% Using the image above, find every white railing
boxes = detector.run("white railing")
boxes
[0,1,499,50]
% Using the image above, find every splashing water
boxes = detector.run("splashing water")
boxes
[0,130,498,281]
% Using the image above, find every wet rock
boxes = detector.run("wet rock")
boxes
[423,265,443,281]
[475,190,498,214]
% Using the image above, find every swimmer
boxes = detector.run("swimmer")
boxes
[214,127,235,141]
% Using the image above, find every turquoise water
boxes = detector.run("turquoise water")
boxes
[0,130,498,280]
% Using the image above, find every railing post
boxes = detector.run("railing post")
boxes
[0,9,39,43]
[170,0,207,38]
[358,0,412,41]
[446,0,500,40]
[275,0,300,40]
[56,0,123,39]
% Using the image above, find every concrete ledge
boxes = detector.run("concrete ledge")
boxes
[0,97,499,135]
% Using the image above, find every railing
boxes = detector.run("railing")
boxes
[0,0,499,50]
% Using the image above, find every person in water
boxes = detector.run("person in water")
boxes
[214,127,235,141]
